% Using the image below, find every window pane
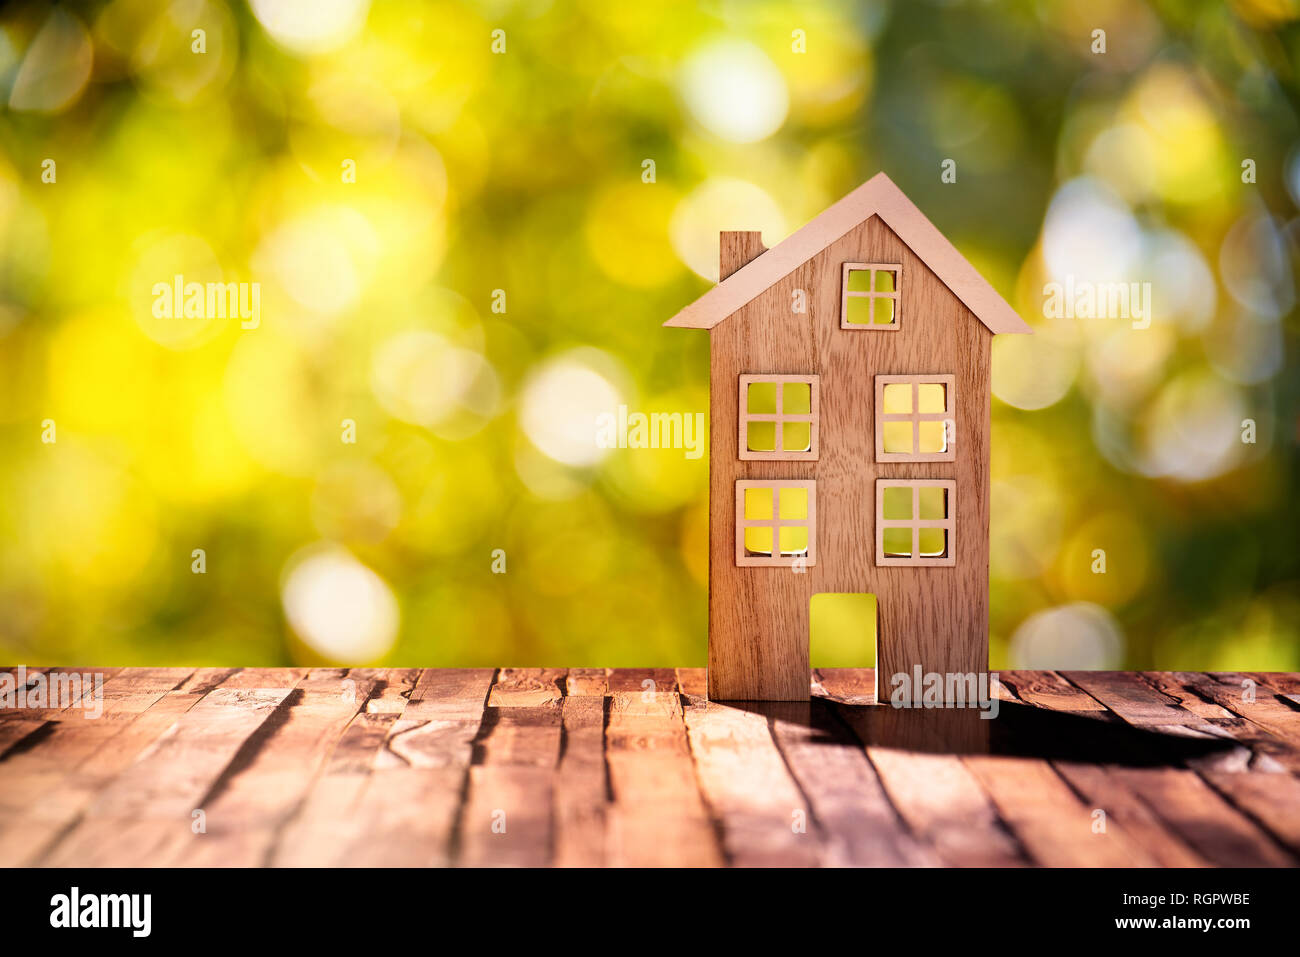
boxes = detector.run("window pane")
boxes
[882,421,913,454]
[882,527,912,557]
[882,382,911,414]
[919,486,947,519]
[918,420,948,454]
[873,268,897,293]
[782,382,811,414]
[778,486,808,520]
[918,528,947,557]
[844,295,872,326]
[744,487,773,520]
[782,421,811,452]
[778,526,808,555]
[882,486,912,520]
[918,383,946,413]
[747,381,777,414]
[744,526,773,556]
[873,297,896,325]
[846,268,872,292]
[746,421,776,452]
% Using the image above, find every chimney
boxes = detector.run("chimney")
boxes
[719,230,767,281]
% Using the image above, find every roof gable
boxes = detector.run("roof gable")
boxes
[663,172,1032,335]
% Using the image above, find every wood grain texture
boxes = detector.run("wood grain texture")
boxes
[817,669,1021,866]
[41,672,298,867]
[1058,671,1295,866]
[327,668,495,867]
[1178,671,1300,750]
[665,172,1032,335]
[684,700,820,866]
[706,212,991,700]
[0,668,206,865]
[720,229,767,281]
[554,691,606,866]
[962,755,1159,867]
[1053,763,1210,867]
[163,668,376,866]
[770,698,937,866]
[1,668,1298,867]
[995,671,1210,867]
[605,689,721,866]
[458,669,564,867]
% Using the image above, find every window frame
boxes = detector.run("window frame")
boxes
[875,479,956,567]
[735,479,817,567]
[737,374,820,461]
[841,262,902,330]
[874,374,957,463]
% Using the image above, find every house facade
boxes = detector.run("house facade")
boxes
[665,173,1031,701]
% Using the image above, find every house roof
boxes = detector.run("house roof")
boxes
[663,172,1032,335]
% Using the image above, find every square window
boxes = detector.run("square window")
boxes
[736,480,816,567]
[920,488,951,520]
[918,528,948,558]
[874,374,956,463]
[844,295,873,326]
[747,381,777,414]
[778,486,808,518]
[744,526,773,557]
[778,525,808,555]
[782,421,811,452]
[846,268,873,293]
[746,421,777,452]
[882,382,912,414]
[882,421,913,455]
[918,420,948,454]
[876,480,956,567]
[882,527,913,558]
[744,486,773,520]
[782,382,811,414]
[881,485,912,520]
[738,375,819,461]
[918,383,947,413]
[918,485,948,519]
[841,262,901,330]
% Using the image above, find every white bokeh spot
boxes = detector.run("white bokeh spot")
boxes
[282,545,399,663]
[519,351,624,468]
[678,38,789,144]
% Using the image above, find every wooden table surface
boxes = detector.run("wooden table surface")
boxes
[2,667,1299,867]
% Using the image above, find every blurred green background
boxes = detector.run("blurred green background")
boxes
[0,0,1297,671]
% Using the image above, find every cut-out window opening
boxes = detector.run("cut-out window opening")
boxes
[738,374,819,461]
[876,479,955,567]
[736,480,816,567]
[841,262,901,329]
[875,374,956,462]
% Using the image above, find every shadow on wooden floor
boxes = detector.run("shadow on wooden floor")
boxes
[724,698,1239,767]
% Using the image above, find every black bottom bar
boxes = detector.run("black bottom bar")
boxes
[1,866,1295,942]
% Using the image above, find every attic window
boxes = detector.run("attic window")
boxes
[875,374,956,462]
[738,374,819,461]
[876,479,955,567]
[736,480,817,567]
[841,263,901,329]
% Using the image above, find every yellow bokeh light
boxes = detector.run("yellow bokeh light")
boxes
[585,182,684,288]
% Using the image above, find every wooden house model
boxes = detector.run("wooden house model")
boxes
[665,172,1032,701]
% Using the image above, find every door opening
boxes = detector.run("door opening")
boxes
[810,593,878,668]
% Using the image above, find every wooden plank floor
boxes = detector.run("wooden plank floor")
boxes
[2,667,1298,867]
